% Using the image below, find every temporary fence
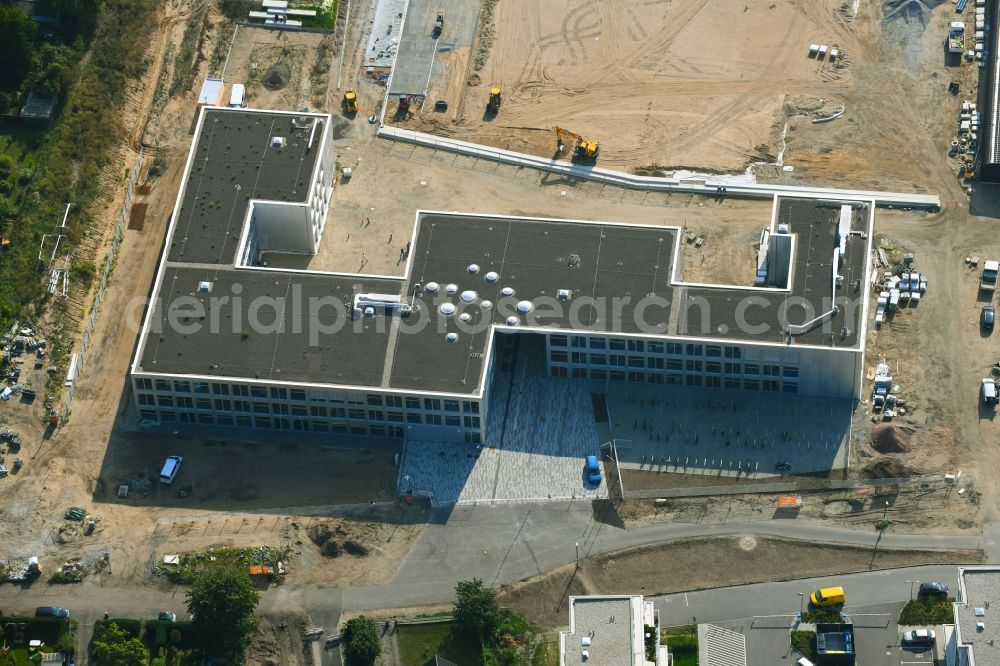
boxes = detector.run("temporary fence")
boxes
[624,482,797,500]
[60,148,143,423]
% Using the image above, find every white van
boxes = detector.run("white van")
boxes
[983,378,998,406]
[159,455,183,484]
[229,83,246,109]
[796,658,815,666]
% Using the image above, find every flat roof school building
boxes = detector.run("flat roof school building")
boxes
[130,108,876,446]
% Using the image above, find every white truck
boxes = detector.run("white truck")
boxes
[981,260,999,292]
[949,21,967,54]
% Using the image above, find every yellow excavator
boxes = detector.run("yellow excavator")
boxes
[342,90,358,114]
[555,126,599,161]
[487,86,502,114]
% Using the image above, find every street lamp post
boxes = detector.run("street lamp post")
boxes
[906,580,918,600]
[883,500,889,520]
[798,593,805,617]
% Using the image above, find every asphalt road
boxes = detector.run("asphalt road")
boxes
[0,501,987,663]
[652,565,958,627]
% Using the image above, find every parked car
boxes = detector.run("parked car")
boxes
[983,305,995,331]
[917,582,949,599]
[585,455,602,484]
[809,586,845,607]
[35,606,69,619]
[325,633,342,646]
[158,611,177,622]
[901,629,936,646]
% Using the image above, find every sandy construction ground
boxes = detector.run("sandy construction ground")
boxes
[223,25,334,112]
[393,0,854,171]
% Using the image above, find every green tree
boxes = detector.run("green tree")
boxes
[0,7,36,92]
[454,578,502,644]
[187,566,261,662]
[30,44,77,97]
[93,622,147,666]
[342,616,381,666]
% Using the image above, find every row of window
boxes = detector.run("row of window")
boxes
[134,378,480,414]
[548,366,799,393]
[549,352,799,378]
[134,393,482,428]
[137,411,483,443]
[549,336,744,359]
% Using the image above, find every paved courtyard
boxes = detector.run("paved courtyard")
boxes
[605,384,851,478]
[399,335,607,504]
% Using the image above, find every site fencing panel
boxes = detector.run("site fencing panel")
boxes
[61,148,143,423]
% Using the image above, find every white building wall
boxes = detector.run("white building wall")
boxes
[244,120,335,260]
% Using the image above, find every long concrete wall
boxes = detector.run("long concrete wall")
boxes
[376,125,942,210]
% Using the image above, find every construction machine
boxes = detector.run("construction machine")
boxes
[342,90,358,114]
[487,87,502,114]
[555,126,599,161]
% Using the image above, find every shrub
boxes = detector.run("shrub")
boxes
[0,156,12,176]
[791,630,816,661]
[96,618,142,639]
[342,616,381,666]
[144,620,196,649]
[899,598,954,625]
[801,609,843,623]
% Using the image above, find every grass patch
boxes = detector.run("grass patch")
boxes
[6,647,55,665]
[396,621,481,666]
[899,598,954,625]
[297,1,338,29]
[531,640,559,666]
[791,630,816,661]
[663,625,698,666]
[163,546,290,584]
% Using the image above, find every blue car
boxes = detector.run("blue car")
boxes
[585,455,602,484]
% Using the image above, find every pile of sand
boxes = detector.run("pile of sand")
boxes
[871,423,915,453]
[863,457,913,479]
[306,522,371,558]
[262,62,290,91]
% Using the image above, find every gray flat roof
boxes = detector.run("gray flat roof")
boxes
[135,108,868,395]
[564,597,637,666]
[168,109,323,265]
[958,569,1000,659]
[681,198,866,347]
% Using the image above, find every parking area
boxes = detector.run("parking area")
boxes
[389,0,481,98]
[694,602,942,666]
[606,384,851,478]
[399,335,608,504]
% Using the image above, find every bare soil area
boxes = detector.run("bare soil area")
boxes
[676,213,767,286]
[501,535,983,628]
[392,0,854,172]
[617,477,983,533]
[223,26,335,112]
[273,139,777,277]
